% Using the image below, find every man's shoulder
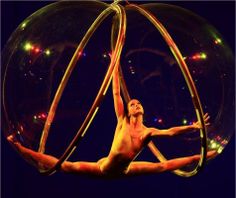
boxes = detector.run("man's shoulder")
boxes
[141,126,151,136]
[143,127,160,137]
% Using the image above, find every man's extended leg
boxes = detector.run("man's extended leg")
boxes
[7,135,103,176]
[126,151,217,176]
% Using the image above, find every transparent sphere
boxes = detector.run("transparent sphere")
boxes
[121,3,235,164]
[2,1,235,173]
[2,1,115,161]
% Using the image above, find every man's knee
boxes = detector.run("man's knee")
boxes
[98,159,109,174]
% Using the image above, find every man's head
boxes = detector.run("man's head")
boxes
[126,99,144,118]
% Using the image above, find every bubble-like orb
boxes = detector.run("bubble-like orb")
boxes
[2,1,235,176]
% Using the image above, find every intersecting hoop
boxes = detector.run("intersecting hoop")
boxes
[38,2,127,175]
[121,3,207,177]
[38,1,207,177]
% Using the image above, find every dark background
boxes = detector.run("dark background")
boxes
[1,1,235,198]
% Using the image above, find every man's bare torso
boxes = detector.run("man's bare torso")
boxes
[103,116,151,173]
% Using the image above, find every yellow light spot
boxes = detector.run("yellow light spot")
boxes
[200,52,207,59]
[211,142,217,149]
[45,49,51,56]
[217,146,223,154]
[182,119,188,125]
[24,42,32,51]
[21,22,27,28]
[216,38,222,43]
[214,37,223,45]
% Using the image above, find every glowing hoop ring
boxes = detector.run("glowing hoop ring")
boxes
[120,3,207,177]
[38,2,126,175]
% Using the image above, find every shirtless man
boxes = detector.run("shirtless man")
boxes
[7,64,216,177]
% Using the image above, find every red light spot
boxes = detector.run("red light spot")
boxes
[34,48,40,53]
[41,113,47,119]
[78,52,82,57]
[216,136,221,141]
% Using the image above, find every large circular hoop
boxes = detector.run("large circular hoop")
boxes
[38,2,127,175]
[121,3,207,177]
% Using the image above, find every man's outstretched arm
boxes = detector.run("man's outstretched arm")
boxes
[150,113,210,137]
[112,64,125,120]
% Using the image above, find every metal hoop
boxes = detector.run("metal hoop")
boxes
[122,3,207,177]
[39,2,127,175]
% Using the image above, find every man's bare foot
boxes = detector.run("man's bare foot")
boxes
[7,134,16,143]
[7,134,41,168]
[7,134,21,150]
[206,150,218,160]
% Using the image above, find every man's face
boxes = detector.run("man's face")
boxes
[127,99,144,117]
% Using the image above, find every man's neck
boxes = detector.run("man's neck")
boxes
[129,115,143,129]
